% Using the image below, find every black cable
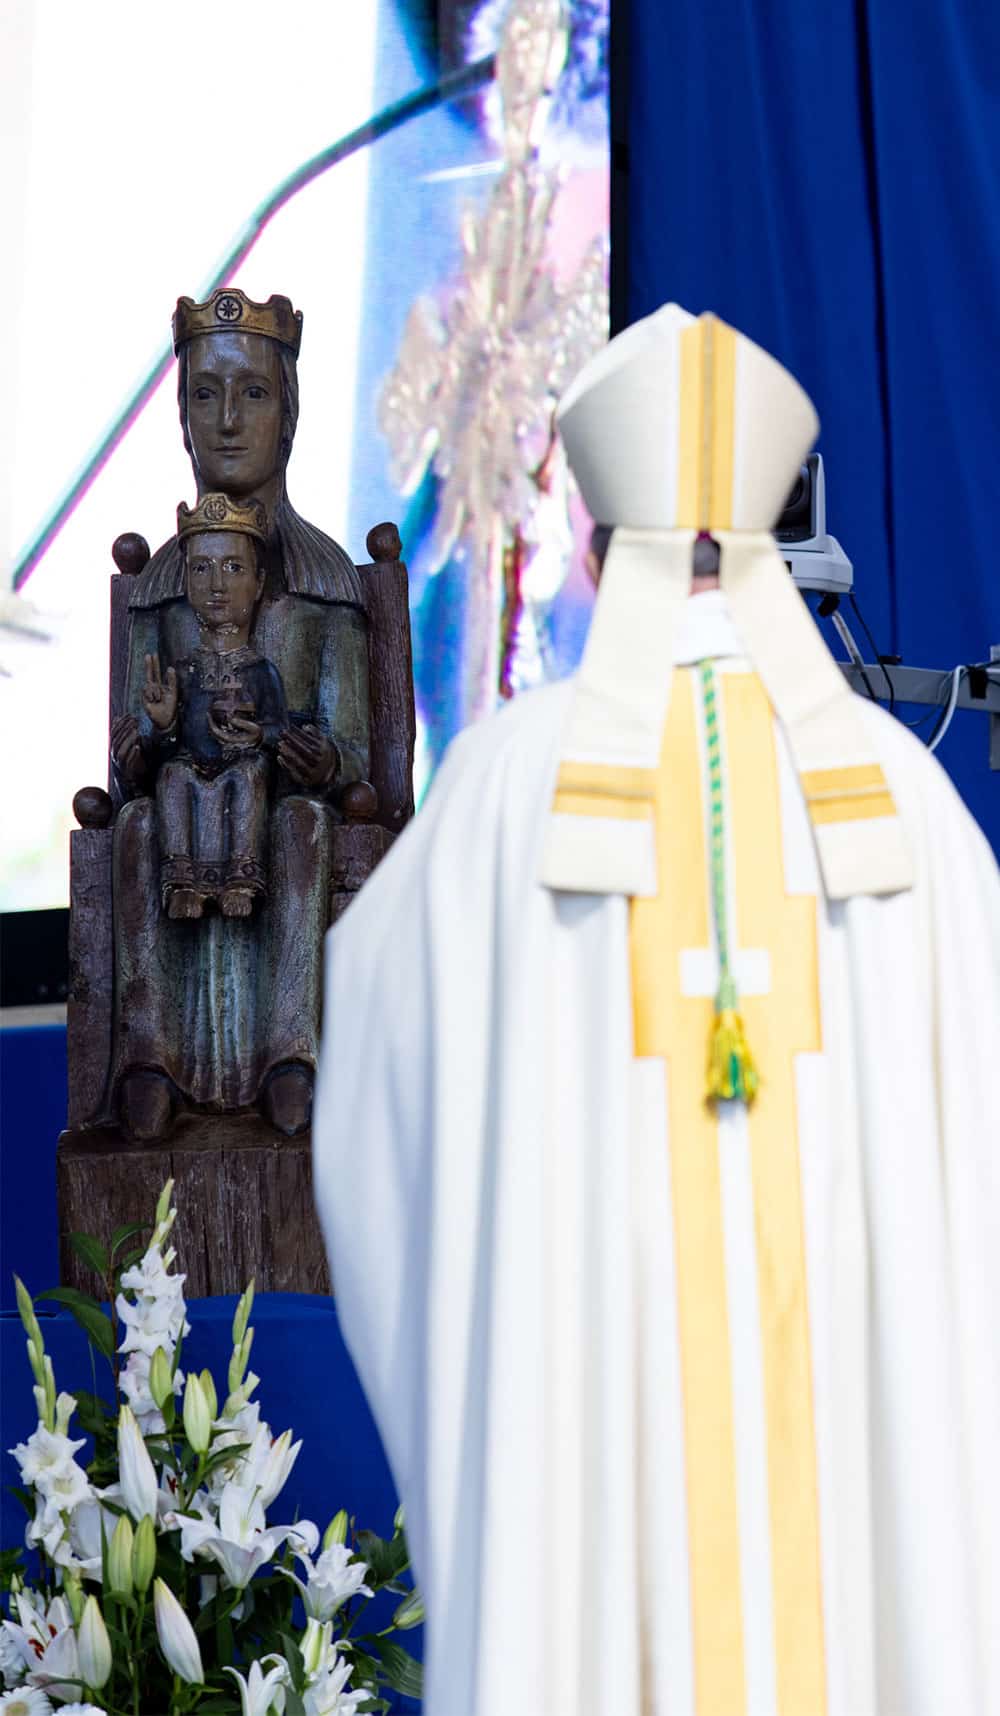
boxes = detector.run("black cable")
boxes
[815,592,882,706]
[848,592,895,714]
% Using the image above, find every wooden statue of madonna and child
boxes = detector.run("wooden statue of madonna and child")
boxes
[57,288,416,1295]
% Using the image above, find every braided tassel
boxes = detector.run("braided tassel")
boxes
[700,661,760,1106]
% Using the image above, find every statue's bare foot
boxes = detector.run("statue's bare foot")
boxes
[119,1070,175,1142]
[220,885,255,918]
[167,887,203,919]
[261,1063,313,1137]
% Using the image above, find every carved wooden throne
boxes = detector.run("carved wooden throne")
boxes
[57,523,415,1297]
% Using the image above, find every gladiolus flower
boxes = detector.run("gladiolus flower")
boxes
[77,1599,112,1691]
[118,1406,158,1522]
[153,1580,204,1685]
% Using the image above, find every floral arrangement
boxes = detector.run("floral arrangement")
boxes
[1,1183,422,1716]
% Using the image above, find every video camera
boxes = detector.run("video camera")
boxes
[775,453,853,595]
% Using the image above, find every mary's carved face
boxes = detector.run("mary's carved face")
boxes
[184,332,284,497]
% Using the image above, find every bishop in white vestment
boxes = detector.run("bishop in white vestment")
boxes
[313,306,1000,1716]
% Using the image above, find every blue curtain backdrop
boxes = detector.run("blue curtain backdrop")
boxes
[622,0,1000,854]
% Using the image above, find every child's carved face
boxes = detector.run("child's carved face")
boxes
[185,530,263,632]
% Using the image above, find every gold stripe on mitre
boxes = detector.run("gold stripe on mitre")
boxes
[677,315,737,532]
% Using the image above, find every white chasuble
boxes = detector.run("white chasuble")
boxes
[313,596,1000,1716]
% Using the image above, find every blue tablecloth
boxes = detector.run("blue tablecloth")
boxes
[0,1022,419,1706]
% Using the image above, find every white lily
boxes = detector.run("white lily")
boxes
[11,1596,80,1705]
[284,1543,372,1622]
[117,1406,158,1523]
[231,1423,302,1511]
[60,1496,119,1581]
[224,1655,289,1716]
[165,1485,318,1590]
[152,1581,203,1685]
[302,1650,364,1716]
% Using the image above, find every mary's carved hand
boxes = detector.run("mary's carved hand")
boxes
[278,723,339,791]
[110,713,147,785]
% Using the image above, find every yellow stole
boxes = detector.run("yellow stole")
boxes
[631,665,827,1716]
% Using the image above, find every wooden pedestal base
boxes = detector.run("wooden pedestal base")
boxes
[57,1114,330,1298]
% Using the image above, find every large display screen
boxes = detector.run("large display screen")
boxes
[0,0,608,913]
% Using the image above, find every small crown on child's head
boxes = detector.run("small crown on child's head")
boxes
[177,494,268,544]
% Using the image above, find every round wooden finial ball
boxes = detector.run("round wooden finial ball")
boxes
[73,785,114,829]
[112,533,150,576]
[366,522,402,564]
[341,780,379,823]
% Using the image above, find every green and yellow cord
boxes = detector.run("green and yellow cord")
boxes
[700,659,760,1106]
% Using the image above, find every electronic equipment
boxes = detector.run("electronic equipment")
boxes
[774,452,854,594]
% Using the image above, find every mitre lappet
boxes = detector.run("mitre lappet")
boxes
[543,302,914,905]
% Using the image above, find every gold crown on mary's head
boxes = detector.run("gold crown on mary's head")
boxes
[176,493,268,545]
[172,288,303,356]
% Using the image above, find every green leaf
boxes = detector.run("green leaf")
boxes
[111,1221,149,1255]
[355,1530,408,1586]
[279,1631,305,1687]
[7,1485,34,1519]
[64,1301,116,1363]
[372,1638,424,1699]
[36,1286,103,1314]
[284,1693,306,1716]
[196,1441,251,1485]
[348,1651,381,1689]
[115,1245,148,1277]
[68,1232,109,1278]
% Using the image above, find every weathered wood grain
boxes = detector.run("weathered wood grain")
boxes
[361,525,416,835]
[57,1114,331,1298]
[66,828,114,1128]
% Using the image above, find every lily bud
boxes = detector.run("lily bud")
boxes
[62,1569,84,1626]
[108,1513,134,1598]
[323,1510,349,1550]
[132,1514,156,1595]
[300,1616,332,1678]
[78,1594,113,1689]
[199,1369,218,1422]
[182,1372,212,1455]
[392,1589,425,1630]
[154,1578,204,1684]
[118,1404,159,1523]
[393,1502,406,1533]
[149,1347,174,1412]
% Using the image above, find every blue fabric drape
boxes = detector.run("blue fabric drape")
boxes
[624,0,1000,852]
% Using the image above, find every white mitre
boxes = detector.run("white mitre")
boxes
[541,304,913,901]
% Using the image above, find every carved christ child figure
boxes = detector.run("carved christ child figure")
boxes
[144,494,286,919]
